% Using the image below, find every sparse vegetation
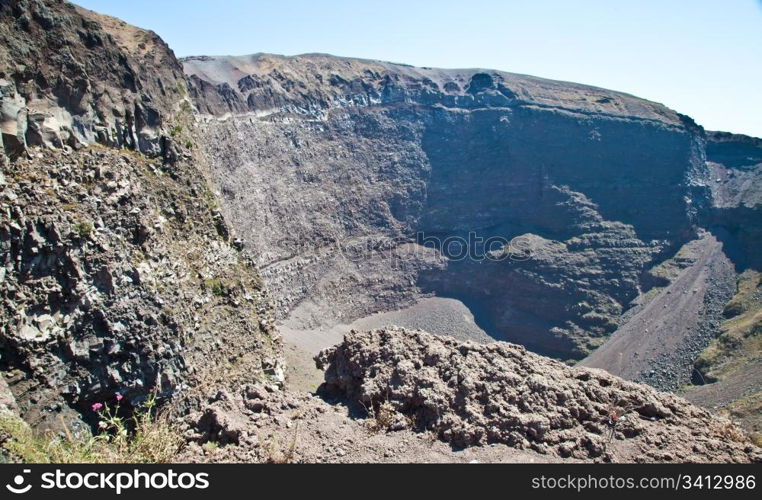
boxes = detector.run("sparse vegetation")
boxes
[261,423,299,464]
[722,391,762,445]
[716,419,750,444]
[0,391,182,463]
[695,270,762,380]
[169,125,183,137]
[363,400,398,433]
[204,278,225,297]
[72,221,94,238]
[130,249,146,265]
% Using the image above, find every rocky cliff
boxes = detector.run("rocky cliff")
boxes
[185,53,710,359]
[0,0,283,433]
[702,131,762,269]
[580,132,762,389]
[683,132,762,435]
[185,52,761,438]
[0,0,759,462]
[0,0,189,158]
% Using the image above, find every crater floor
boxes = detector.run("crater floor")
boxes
[280,296,492,392]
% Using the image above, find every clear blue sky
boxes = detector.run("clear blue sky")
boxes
[75,0,762,137]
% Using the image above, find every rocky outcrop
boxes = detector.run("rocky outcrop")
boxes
[317,328,759,463]
[186,53,708,358]
[0,0,188,157]
[0,147,283,431]
[179,381,572,464]
[701,131,762,270]
[0,1,283,432]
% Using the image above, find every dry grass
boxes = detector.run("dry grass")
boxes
[753,434,762,448]
[717,420,749,444]
[0,407,183,464]
[726,391,762,428]
[364,400,398,433]
[723,271,762,317]
[260,423,299,464]
[696,271,762,379]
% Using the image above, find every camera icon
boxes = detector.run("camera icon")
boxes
[6,469,32,494]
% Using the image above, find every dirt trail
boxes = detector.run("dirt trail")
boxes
[579,233,735,390]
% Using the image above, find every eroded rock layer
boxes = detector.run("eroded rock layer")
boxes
[0,0,283,432]
[703,131,762,270]
[186,53,710,358]
[0,0,186,157]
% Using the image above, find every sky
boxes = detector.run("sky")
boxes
[74,0,762,137]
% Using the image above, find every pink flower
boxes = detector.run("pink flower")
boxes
[115,393,123,402]
[91,402,103,411]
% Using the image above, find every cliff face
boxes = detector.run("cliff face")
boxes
[679,133,762,436]
[316,328,757,462]
[186,53,709,358]
[0,0,282,432]
[0,0,185,157]
[702,131,762,270]
[0,0,759,462]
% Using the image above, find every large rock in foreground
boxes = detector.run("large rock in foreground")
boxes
[317,328,760,463]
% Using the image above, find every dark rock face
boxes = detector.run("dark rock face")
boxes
[0,147,282,431]
[0,0,758,460]
[579,133,762,394]
[701,132,762,270]
[186,53,710,358]
[0,0,187,157]
[415,106,702,357]
[0,1,283,431]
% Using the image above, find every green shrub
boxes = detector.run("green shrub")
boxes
[72,221,93,238]
[204,278,225,297]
